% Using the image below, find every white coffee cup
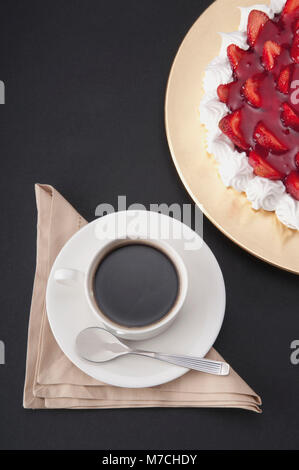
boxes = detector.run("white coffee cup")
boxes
[54,235,188,340]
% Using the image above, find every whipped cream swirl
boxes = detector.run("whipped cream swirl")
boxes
[246,178,286,211]
[199,0,299,230]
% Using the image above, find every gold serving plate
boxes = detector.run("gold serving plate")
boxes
[165,0,299,275]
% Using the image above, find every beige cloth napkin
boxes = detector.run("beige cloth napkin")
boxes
[23,184,262,412]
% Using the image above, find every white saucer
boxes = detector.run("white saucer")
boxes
[46,211,226,388]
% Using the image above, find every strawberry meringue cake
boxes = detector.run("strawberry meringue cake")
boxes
[200,0,299,230]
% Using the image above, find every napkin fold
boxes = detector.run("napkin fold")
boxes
[23,184,262,412]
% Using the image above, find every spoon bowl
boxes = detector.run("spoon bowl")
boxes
[76,327,129,363]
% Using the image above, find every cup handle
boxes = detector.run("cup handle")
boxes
[54,269,85,286]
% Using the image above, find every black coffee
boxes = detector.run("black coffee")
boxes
[93,243,179,328]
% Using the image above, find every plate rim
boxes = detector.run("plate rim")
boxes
[46,210,226,388]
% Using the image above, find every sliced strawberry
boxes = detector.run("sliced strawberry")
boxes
[254,122,288,152]
[247,10,270,47]
[219,109,249,150]
[291,32,299,63]
[296,152,299,168]
[281,102,299,131]
[248,151,283,180]
[285,170,299,200]
[217,82,234,103]
[283,0,299,16]
[227,44,247,72]
[277,65,293,94]
[242,74,264,107]
[294,18,299,33]
[262,41,282,71]
[294,18,299,34]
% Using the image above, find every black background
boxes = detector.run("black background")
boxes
[0,0,298,450]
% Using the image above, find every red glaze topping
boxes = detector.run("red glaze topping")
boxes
[217,0,299,200]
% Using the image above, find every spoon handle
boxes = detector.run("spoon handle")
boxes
[132,351,230,376]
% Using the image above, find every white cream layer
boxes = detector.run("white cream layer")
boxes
[199,0,299,230]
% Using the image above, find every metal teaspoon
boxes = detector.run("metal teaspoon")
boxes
[76,327,230,376]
